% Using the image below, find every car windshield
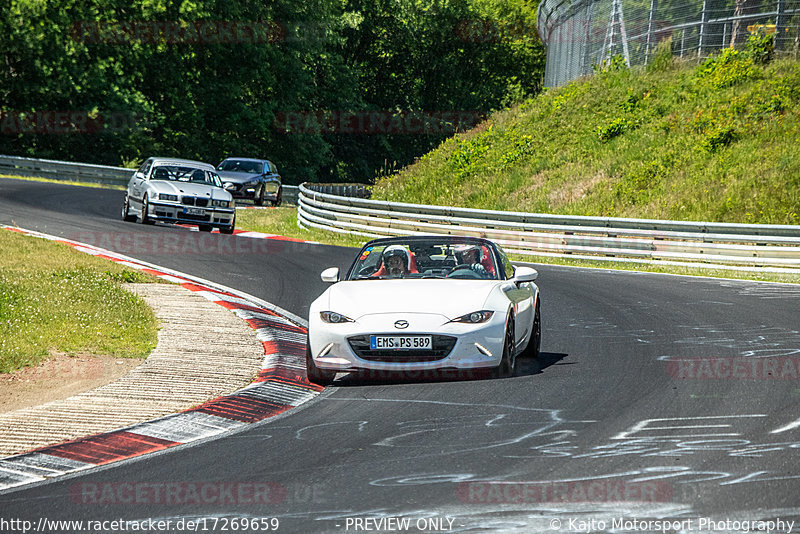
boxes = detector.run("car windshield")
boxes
[150,165,223,188]
[218,160,263,173]
[347,238,500,280]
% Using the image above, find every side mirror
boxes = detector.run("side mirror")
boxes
[513,266,538,283]
[321,267,339,283]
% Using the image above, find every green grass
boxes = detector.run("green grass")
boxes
[371,53,800,225]
[0,229,160,374]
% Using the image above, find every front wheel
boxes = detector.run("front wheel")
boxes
[306,338,335,386]
[255,185,265,206]
[139,195,155,225]
[491,314,516,379]
[220,214,235,235]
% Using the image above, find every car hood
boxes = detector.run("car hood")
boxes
[148,181,232,201]
[324,279,500,320]
[217,171,262,184]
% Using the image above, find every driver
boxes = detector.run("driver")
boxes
[454,244,491,278]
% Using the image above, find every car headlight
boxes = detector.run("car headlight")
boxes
[211,199,230,208]
[159,193,178,201]
[320,311,354,324]
[450,310,494,324]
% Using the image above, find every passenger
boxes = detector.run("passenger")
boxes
[373,245,418,277]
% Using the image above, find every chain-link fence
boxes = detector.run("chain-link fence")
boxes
[536,0,800,86]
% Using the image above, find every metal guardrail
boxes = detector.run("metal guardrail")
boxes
[297,182,800,272]
[0,154,134,185]
[0,154,299,204]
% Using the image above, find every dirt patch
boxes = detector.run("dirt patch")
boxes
[547,171,607,207]
[0,352,143,413]
[507,170,549,208]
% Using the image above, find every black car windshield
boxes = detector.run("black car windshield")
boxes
[218,160,263,173]
[151,166,223,188]
[348,238,500,280]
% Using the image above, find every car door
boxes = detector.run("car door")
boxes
[497,247,534,350]
[129,159,152,209]
[264,161,280,195]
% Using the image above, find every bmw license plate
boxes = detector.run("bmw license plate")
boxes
[184,208,205,215]
[370,335,432,350]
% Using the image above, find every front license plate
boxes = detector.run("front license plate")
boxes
[370,335,432,350]
[184,208,205,215]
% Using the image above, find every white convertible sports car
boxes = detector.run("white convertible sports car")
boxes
[306,236,541,385]
[122,157,236,233]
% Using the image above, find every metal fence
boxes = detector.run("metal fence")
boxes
[298,183,800,272]
[536,0,800,86]
[0,154,299,204]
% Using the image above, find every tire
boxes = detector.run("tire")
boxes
[255,186,265,206]
[272,186,282,207]
[139,195,155,225]
[491,314,516,379]
[523,300,541,360]
[122,195,137,222]
[198,224,213,232]
[220,214,235,235]
[306,337,335,386]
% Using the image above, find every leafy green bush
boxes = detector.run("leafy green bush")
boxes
[697,48,761,88]
[501,134,535,167]
[597,117,632,141]
[702,125,737,152]
[448,133,492,178]
[745,31,774,65]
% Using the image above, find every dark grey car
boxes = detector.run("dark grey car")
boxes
[217,157,282,206]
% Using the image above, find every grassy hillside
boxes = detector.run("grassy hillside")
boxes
[371,41,800,225]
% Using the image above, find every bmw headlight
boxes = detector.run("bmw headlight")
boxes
[320,311,354,324]
[159,193,178,201]
[450,310,494,324]
[211,199,230,208]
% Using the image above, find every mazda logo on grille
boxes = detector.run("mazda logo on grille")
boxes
[394,320,409,329]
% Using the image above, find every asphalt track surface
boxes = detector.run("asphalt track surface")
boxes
[1,177,800,533]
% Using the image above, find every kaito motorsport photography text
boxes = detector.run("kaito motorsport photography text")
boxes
[551,517,795,533]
